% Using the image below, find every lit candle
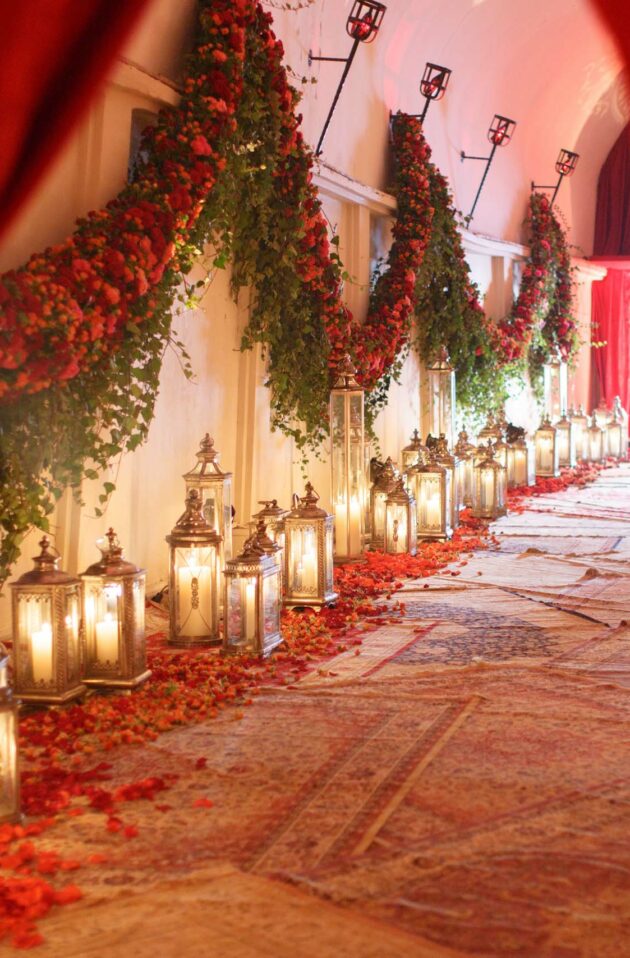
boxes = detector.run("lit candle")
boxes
[349,495,361,554]
[426,489,441,529]
[31,622,53,683]
[335,499,348,554]
[95,612,118,664]
[245,581,256,639]
[482,471,494,509]
[302,547,317,591]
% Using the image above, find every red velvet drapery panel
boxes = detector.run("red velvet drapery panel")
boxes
[591,0,630,73]
[0,0,151,244]
[593,124,630,256]
[591,261,630,411]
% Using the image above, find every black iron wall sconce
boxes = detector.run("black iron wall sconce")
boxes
[460,114,517,226]
[414,62,452,124]
[531,148,580,207]
[309,0,387,157]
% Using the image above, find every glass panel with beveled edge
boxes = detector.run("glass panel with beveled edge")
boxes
[17,593,54,686]
[174,546,216,639]
[288,524,319,597]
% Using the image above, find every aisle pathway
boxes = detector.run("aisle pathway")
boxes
[36,466,630,957]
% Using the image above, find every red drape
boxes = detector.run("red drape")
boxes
[591,260,630,412]
[0,0,152,245]
[593,123,630,255]
[591,0,630,74]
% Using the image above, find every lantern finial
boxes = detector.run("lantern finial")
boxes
[32,536,60,575]
[333,354,361,390]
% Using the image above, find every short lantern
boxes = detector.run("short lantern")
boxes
[534,417,560,477]
[384,478,417,555]
[454,431,476,507]
[555,414,576,468]
[472,442,506,520]
[166,490,222,647]
[223,532,282,658]
[0,645,20,824]
[586,416,605,463]
[81,529,150,689]
[427,348,456,449]
[401,429,428,472]
[414,457,452,540]
[369,458,398,548]
[284,484,337,608]
[346,0,386,42]
[607,411,624,459]
[569,405,589,460]
[251,500,288,554]
[435,435,459,529]
[10,537,84,705]
[507,437,534,488]
[543,350,568,420]
[183,435,233,571]
[330,356,365,561]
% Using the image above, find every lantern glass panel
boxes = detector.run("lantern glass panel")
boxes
[607,421,623,458]
[288,524,319,597]
[428,366,456,449]
[17,593,53,685]
[417,471,451,538]
[543,360,568,419]
[588,427,604,462]
[331,389,364,559]
[535,426,558,476]
[0,700,18,824]
[174,546,218,639]
[475,465,506,518]
[385,502,408,554]
[262,572,280,639]
[556,421,576,467]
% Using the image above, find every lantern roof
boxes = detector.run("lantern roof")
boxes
[226,533,277,572]
[290,482,331,519]
[478,440,503,470]
[373,457,398,491]
[183,434,232,481]
[387,476,414,504]
[252,499,289,521]
[332,354,362,391]
[167,489,222,544]
[253,518,281,556]
[403,429,428,455]
[13,536,79,587]
[82,528,144,577]
[428,346,453,371]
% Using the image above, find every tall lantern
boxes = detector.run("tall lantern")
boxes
[415,457,452,540]
[384,478,417,555]
[427,347,456,450]
[570,405,589,460]
[454,431,476,507]
[534,417,560,477]
[607,411,624,459]
[10,537,84,705]
[183,435,233,571]
[543,349,568,419]
[586,416,605,463]
[401,429,428,472]
[80,529,150,689]
[284,484,337,608]
[0,645,20,824]
[507,437,534,488]
[472,442,506,520]
[369,458,398,548]
[555,414,576,468]
[166,490,222,647]
[435,435,459,530]
[330,356,365,561]
[223,532,282,658]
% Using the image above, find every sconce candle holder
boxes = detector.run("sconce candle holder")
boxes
[309,1,386,156]
[532,148,579,208]
[461,114,516,225]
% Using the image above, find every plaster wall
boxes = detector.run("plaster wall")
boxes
[0,0,614,637]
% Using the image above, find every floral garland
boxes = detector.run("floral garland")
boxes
[496,192,578,365]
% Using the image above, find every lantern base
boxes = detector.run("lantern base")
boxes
[333,554,364,566]
[82,669,152,690]
[16,683,86,706]
[418,532,451,541]
[284,591,338,610]
[535,470,561,478]
[223,635,283,659]
[167,636,222,649]
[0,810,23,826]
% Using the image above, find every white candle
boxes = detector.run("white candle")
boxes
[31,622,53,683]
[426,490,441,529]
[349,495,361,555]
[245,581,256,639]
[483,471,494,509]
[335,499,348,555]
[95,612,118,664]
[302,548,317,591]
[178,565,212,636]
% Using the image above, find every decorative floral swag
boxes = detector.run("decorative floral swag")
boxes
[0,0,576,582]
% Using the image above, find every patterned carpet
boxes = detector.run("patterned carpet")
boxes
[33,466,630,957]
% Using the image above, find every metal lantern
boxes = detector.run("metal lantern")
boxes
[435,435,459,530]
[384,478,417,555]
[534,417,560,477]
[346,0,386,41]
[555,415,576,468]
[607,411,624,459]
[415,456,452,540]
[284,484,337,609]
[183,435,233,572]
[0,645,19,824]
[166,489,222,647]
[454,431,476,507]
[427,348,456,450]
[401,429,428,472]
[223,532,282,658]
[507,437,535,488]
[543,350,568,420]
[10,537,84,705]
[80,529,150,689]
[570,405,589,460]
[330,356,366,561]
[420,62,451,105]
[369,458,398,548]
[586,416,605,463]
[472,442,506,520]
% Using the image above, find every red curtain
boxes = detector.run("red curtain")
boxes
[591,1,630,72]
[591,260,630,412]
[593,124,630,255]
[0,0,152,244]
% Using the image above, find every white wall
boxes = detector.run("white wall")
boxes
[0,0,613,636]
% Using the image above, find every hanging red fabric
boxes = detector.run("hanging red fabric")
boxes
[0,0,152,245]
[591,260,630,412]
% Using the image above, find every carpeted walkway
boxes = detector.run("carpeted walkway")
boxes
[33,465,630,957]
